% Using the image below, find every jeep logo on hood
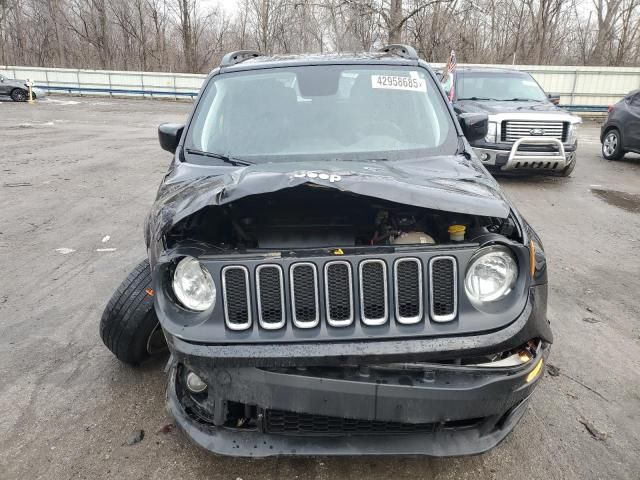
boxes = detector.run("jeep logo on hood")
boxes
[293,171,342,182]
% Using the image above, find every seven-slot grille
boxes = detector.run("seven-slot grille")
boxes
[501,120,567,143]
[221,256,457,330]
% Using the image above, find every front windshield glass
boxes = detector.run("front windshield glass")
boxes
[186,65,456,162]
[456,71,547,102]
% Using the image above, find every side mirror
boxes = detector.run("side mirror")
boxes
[158,123,184,154]
[458,113,488,142]
[547,92,561,105]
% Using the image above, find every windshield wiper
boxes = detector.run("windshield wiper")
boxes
[503,98,543,102]
[330,157,388,162]
[186,149,253,166]
[457,96,499,101]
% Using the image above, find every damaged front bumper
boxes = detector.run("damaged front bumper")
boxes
[163,286,551,457]
[166,343,548,457]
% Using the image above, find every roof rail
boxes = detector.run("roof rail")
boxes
[378,44,418,60]
[220,50,263,68]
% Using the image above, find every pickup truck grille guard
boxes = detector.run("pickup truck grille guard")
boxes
[505,136,568,171]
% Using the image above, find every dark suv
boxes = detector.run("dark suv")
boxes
[101,46,551,457]
[601,89,640,160]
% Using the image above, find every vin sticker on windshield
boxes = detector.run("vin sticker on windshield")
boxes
[371,74,426,92]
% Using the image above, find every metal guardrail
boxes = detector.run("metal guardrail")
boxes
[2,64,638,110]
[41,84,198,98]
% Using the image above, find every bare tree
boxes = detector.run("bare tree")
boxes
[1,0,639,71]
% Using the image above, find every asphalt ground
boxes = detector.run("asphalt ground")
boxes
[1,96,639,479]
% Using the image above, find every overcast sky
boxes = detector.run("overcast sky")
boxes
[202,0,239,12]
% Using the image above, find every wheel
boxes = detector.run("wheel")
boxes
[100,258,165,365]
[602,129,625,160]
[10,88,27,102]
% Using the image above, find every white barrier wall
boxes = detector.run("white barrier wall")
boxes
[2,63,640,108]
[449,63,640,108]
[0,66,206,99]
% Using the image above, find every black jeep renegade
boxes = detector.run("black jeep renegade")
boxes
[101,45,551,457]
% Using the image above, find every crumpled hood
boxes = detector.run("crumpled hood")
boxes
[456,99,563,114]
[145,154,511,265]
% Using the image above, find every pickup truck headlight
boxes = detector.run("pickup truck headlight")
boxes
[484,121,498,143]
[172,257,216,311]
[464,246,517,303]
[567,123,579,144]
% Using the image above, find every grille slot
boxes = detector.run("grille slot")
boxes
[394,258,423,324]
[324,261,354,327]
[265,409,437,436]
[429,256,457,322]
[256,264,285,330]
[290,263,319,328]
[359,259,388,325]
[221,266,252,330]
[502,121,566,142]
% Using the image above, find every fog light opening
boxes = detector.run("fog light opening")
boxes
[186,371,208,393]
[480,152,490,162]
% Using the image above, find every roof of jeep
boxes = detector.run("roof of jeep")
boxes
[217,52,419,74]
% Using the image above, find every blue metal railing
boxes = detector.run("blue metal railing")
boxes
[561,104,609,112]
[37,84,199,98]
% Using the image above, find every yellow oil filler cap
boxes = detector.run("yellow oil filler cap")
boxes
[448,224,466,242]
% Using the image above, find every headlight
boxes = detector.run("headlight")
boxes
[484,121,498,143]
[172,257,216,311]
[567,123,579,144]
[464,246,517,303]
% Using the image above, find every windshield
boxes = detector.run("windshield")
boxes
[456,71,547,102]
[186,65,457,163]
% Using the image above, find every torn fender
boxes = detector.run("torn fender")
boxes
[145,154,511,266]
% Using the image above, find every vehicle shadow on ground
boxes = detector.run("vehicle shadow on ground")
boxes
[187,448,481,478]
[615,153,640,166]
[138,352,171,371]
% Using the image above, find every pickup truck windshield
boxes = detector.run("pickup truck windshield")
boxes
[456,71,548,102]
[186,65,457,163]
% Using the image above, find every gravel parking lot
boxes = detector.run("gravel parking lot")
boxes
[1,97,639,480]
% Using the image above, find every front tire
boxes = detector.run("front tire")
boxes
[100,258,164,366]
[10,88,27,102]
[560,157,576,177]
[602,129,625,160]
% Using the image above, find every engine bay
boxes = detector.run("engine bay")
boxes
[165,186,520,251]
